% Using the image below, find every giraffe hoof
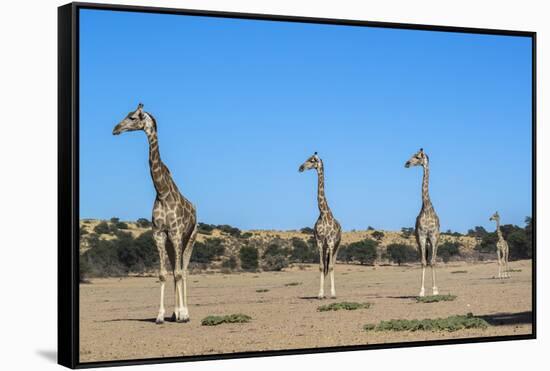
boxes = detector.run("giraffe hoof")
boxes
[418,289,425,297]
[155,317,165,325]
[318,295,326,300]
[330,295,337,299]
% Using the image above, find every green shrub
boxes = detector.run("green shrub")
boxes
[300,227,314,235]
[415,294,456,303]
[347,239,378,265]
[239,245,259,271]
[438,241,461,263]
[451,270,468,274]
[116,221,129,230]
[241,232,253,239]
[191,238,225,264]
[284,282,302,286]
[222,256,238,270]
[364,313,489,332]
[318,302,371,312]
[290,237,317,263]
[197,222,214,234]
[384,243,418,265]
[201,314,251,326]
[256,289,269,293]
[136,218,152,228]
[93,221,110,235]
[400,227,414,239]
[263,254,289,271]
[110,217,120,224]
[371,231,385,241]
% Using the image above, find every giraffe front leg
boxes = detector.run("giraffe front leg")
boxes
[153,231,168,324]
[418,235,427,297]
[179,226,197,323]
[497,249,502,279]
[317,240,325,299]
[430,235,439,296]
[329,247,336,298]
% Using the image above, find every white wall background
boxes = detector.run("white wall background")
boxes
[0,0,546,369]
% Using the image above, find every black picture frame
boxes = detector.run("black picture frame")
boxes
[58,2,537,369]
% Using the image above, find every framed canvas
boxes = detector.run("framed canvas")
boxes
[58,2,536,368]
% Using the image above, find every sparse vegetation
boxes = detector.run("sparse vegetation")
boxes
[438,241,461,263]
[191,238,225,265]
[317,302,371,312]
[338,239,378,265]
[93,221,111,235]
[400,227,414,239]
[136,218,152,228]
[239,245,259,271]
[256,289,269,293]
[221,256,238,270]
[415,294,456,303]
[300,227,314,235]
[451,270,468,274]
[201,314,252,326]
[364,313,489,332]
[284,282,302,286]
[371,231,384,241]
[384,243,418,265]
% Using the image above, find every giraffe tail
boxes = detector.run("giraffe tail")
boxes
[322,243,330,277]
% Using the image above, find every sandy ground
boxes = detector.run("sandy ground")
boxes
[79,260,532,363]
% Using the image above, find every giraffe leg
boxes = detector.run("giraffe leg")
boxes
[429,234,439,296]
[418,234,427,297]
[328,246,336,298]
[168,232,185,323]
[317,239,325,299]
[496,248,502,279]
[179,225,198,322]
[153,231,168,324]
[505,246,511,278]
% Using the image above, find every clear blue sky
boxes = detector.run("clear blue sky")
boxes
[79,9,532,232]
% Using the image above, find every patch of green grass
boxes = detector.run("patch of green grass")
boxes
[256,289,269,293]
[364,313,489,332]
[201,313,252,326]
[318,302,372,312]
[415,294,456,303]
[451,270,468,274]
[284,282,302,287]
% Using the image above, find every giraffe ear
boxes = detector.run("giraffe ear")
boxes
[137,103,144,110]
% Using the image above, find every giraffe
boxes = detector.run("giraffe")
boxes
[405,148,440,297]
[113,103,197,324]
[489,211,511,279]
[299,152,342,299]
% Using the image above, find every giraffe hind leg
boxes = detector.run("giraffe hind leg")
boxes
[178,225,198,323]
[417,234,427,297]
[429,234,439,296]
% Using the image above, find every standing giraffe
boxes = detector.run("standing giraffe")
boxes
[405,148,440,297]
[113,103,197,324]
[299,152,342,299]
[489,211,511,279]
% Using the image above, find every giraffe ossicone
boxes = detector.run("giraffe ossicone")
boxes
[113,103,198,324]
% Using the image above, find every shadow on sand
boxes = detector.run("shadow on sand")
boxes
[479,311,533,326]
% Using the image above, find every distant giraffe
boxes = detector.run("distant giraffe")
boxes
[299,152,342,299]
[490,211,510,279]
[405,148,440,297]
[113,103,197,324]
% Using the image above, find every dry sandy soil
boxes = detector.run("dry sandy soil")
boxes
[80,259,532,363]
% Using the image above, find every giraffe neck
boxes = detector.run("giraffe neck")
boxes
[316,162,331,215]
[421,161,432,208]
[144,126,170,198]
[495,220,504,241]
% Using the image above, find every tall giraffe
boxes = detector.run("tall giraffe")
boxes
[113,103,197,324]
[405,148,440,297]
[489,211,510,279]
[299,152,342,299]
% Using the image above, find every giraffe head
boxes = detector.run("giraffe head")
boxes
[490,211,500,222]
[113,103,157,135]
[404,148,428,168]
[299,152,322,172]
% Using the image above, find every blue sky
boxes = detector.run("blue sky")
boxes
[79,9,532,232]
